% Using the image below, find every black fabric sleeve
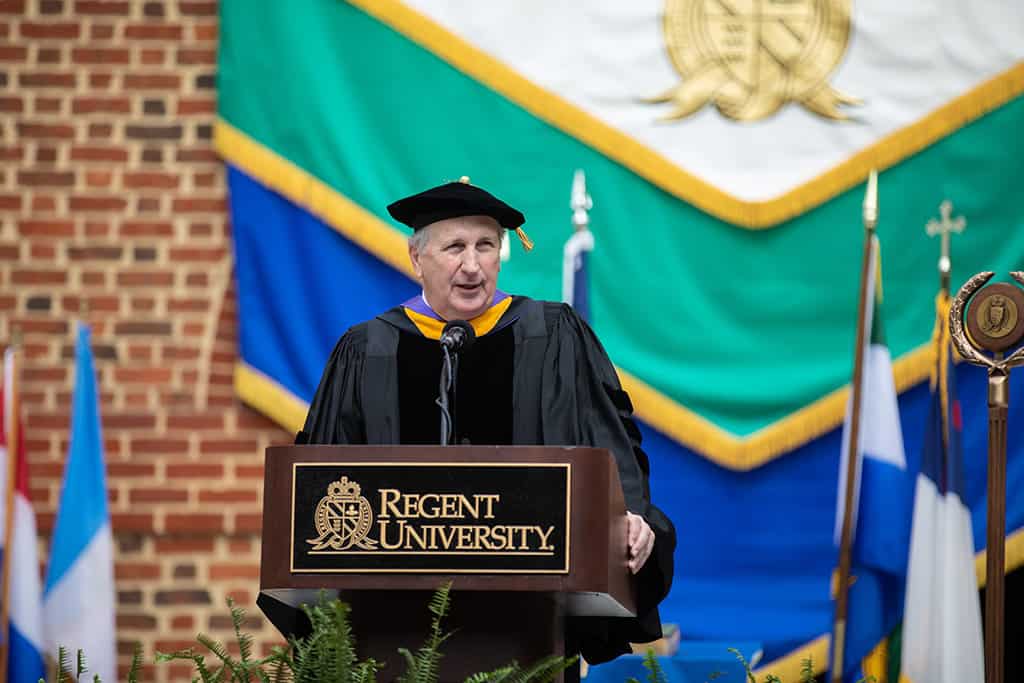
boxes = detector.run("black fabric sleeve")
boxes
[548,304,677,649]
[297,325,368,445]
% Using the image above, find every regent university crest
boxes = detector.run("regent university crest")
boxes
[649,0,860,121]
[307,476,378,551]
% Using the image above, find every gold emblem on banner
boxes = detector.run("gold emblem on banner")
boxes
[648,0,860,122]
[307,476,378,551]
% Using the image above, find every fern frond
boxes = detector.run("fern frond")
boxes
[227,596,256,669]
[255,644,294,683]
[508,654,576,683]
[353,659,382,683]
[799,656,815,683]
[127,642,144,683]
[55,645,73,683]
[399,583,455,683]
[327,595,356,682]
[267,656,292,683]
[77,648,89,678]
[463,664,517,683]
[641,649,666,683]
[427,582,452,621]
[727,648,757,683]
[196,632,232,664]
[196,630,248,679]
[397,646,420,683]
[156,648,222,683]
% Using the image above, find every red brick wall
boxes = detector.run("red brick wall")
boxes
[0,1,291,679]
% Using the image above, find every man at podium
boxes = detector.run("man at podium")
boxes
[296,178,676,664]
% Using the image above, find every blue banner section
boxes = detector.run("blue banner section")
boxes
[229,166,418,401]
[229,164,1024,665]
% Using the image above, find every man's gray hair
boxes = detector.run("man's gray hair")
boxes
[408,225,432,252]
[407,222,506,253]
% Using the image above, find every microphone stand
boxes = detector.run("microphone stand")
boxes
[436,320,474,446]
[437,346,458,445]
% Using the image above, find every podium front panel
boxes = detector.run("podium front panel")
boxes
[261,445,636,617]
[291,461,570,573]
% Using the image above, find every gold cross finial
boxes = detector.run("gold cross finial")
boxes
[926,200,966,293]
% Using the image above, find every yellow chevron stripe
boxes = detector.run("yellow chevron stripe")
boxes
[214,119,414,278]
[976,526,1024,587]
[234,363,307,434]
[348,0,1024,229]
[217,120,936,468]
[619,343,933,470]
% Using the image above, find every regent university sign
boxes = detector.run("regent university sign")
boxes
[290,463,571,573]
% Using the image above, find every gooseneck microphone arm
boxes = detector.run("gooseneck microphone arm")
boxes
[436,320,475,445]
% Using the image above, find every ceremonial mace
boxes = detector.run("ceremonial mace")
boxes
[949,270,1024,683]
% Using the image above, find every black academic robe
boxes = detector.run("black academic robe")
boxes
[295,296,676,664]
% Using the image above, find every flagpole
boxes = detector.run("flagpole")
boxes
[563,169,594,317]
[949,271,1024,683]
[831,170,878,683]
[0,327,23,681]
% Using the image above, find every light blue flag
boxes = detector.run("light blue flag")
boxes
[43,324,116,682]
[832,238,914,681]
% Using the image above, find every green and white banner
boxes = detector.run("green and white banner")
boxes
[218,1,1024,674]
[219,0,1024,469]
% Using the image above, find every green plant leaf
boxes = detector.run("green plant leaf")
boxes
[55,645,72,683]
[727,648,757,683]
[76,648,88,678]
[127,642,144,683]
[799,656,814,683]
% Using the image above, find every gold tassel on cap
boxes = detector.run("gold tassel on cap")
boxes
[515,226,534,251]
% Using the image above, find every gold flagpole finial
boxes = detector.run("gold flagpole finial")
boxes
[862,169,878,233]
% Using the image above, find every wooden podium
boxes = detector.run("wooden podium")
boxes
[259,445,637,680]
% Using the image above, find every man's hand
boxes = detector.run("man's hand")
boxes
[626,512,654,574]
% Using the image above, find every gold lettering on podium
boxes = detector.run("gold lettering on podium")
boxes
[308,477,556,556]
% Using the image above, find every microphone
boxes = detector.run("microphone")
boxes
[440,320,475,352]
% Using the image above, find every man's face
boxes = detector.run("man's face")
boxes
[409,215,502,321]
